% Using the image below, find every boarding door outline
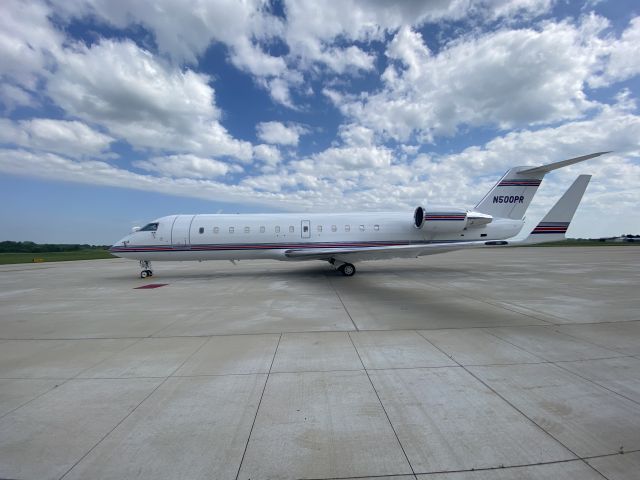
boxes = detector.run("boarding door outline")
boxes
[301,220,311,239]
[171,215,195,247]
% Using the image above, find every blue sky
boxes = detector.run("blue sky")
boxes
[1,0,639,244]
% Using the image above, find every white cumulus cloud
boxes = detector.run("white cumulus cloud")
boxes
[0,0,63,108]
[0,118,114,157]
[47,39,253,162]
[134,154,238,179]
[339,18,611,142]
[253,144,282,165]
[50,0,289,104]
[256,121,307,146]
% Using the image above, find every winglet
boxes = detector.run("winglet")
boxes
[518,152,610,175]
[525,175,591,244]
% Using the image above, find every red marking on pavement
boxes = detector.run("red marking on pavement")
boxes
[134,283,168,289]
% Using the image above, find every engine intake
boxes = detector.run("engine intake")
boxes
[414,206,425,228]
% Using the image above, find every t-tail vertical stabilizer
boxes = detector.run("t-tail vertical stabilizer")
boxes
[525,174,592,244]
[474,152,609,220]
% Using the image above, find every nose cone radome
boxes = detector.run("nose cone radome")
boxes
[109,235,130,255]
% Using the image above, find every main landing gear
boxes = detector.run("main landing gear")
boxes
[339,263,356,276]
[139,260,153,279]
[329,258,356,277]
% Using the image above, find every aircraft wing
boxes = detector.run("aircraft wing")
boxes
[283,240,505,263]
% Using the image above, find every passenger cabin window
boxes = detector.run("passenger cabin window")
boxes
[480,233,487,237]
[374,225,380,231]
[317,225,322,232]
[229,227,234,234]
[140,222,158,232]
[331,225,337,232]
[260,226,265,233]
[345,225,350,232]
[289,226,294,233]
[244,226,250,234]
[359,225,365,231]
[275,226,280,233]
[213,227,219,234]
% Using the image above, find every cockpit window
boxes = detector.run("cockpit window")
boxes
[139,222,159,232]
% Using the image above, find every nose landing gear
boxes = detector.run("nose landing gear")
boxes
[139,260,153,279]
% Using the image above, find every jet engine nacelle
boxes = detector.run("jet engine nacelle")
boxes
[423,209,468,233]
[413,207,493,233]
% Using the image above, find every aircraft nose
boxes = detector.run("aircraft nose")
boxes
[110,235,130,252]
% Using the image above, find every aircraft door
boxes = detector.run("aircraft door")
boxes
[301,220,311,239]
[171,215,195,246]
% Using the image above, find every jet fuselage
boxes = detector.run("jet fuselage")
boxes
[111,211,523,262]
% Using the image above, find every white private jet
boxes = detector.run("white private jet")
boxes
[110,152,608,278]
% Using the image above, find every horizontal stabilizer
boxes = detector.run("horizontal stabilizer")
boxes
[525,175,591,244]
[518,152,610,175]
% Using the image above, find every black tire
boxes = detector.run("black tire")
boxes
[147,270,153,277]
[341,263,356,276]
[140,270,148,279]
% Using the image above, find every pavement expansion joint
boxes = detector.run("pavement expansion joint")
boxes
[415,330,586,463]
[326,272,360,332]
[234,333,282,480]
[552,360,640,408]
[347,331,417,477]
[57,335,211,479]
[3,317,638,341]
[399,272,557,322]
[300,450,640,480]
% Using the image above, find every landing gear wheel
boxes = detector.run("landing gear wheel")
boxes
[139,260,153,279]
[341,263,356,277]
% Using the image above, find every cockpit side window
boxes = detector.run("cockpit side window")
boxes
[139,222,159,232]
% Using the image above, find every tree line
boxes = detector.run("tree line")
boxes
[0,241,111,253]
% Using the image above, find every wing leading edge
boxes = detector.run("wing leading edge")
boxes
[283,240,493,263]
